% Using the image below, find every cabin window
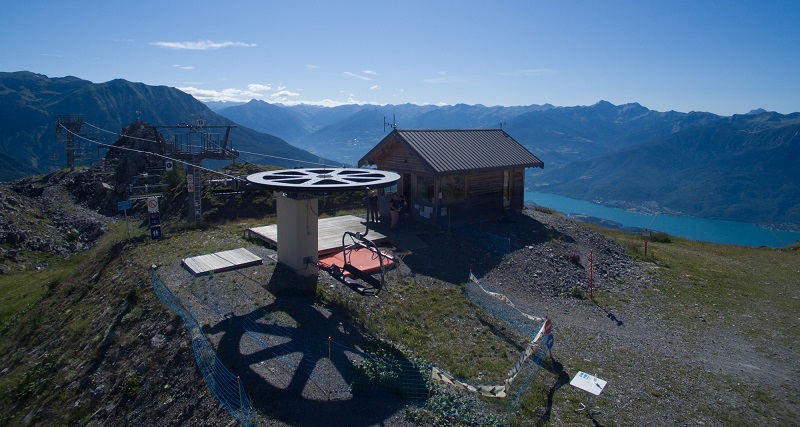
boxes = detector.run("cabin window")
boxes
[383,183,398,194]
[416,175,435,204]
[440,174,466,203]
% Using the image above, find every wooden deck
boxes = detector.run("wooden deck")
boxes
[182,248,263,275]
[245,215,387,255]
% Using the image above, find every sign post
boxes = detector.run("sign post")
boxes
[117,200,132,239]
[150,226,162,240]
[570,371,607,415]
[147,197,159,213]
[149,212,161,227]
[147,197,162,241]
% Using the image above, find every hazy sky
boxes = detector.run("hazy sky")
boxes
[2,0,798,115]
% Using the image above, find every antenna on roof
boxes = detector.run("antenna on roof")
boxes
[383,114,397,132]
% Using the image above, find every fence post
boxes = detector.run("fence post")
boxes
[238,376,243,417]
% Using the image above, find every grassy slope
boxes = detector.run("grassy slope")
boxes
[590,224,799,346]
[1,215,797,426]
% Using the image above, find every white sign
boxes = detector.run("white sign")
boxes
[165,161,174,171]
[570,371,607,396]
[146,197,159,213]
[187,174,194,192]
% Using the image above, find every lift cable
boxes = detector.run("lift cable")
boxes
[82,121,335,168]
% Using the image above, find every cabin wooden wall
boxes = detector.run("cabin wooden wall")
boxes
[365,138,428,177]
[445,168,526,222]
[464,170,504,216]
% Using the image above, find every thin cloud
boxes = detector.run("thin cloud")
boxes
[178,86,269,102]
[370,85,380,90]
[248,83,272,92]
[305,64,319,69]
[343,71,373,81]
[151,40,256,50]
[363,70,377,75]
[500,68,556,77]
[172,64,195,70]
[179,83,380,107]
[271,90,300,98]
[423,74,466,84]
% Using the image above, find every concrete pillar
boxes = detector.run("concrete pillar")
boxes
[275,192,319,277]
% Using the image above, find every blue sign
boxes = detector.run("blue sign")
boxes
[545,334,554,349]
[149,212,161,226]
[150,225,162,240]
[117,200,132,211]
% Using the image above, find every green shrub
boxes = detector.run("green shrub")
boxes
[124,376,141,397]
[13,352,60,402]
[648,232,672,243]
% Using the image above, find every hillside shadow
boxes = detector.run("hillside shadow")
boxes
[402,213,573,283]
[478,212,576,247]
[203,297,417,426]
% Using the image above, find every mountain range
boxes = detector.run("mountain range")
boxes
[213,99,800,229]
[0,71,334,180]
[1,71,798,229]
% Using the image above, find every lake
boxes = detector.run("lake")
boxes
[524,192,800,248]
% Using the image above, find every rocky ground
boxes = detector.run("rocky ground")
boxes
[0,170,112,273]
[450,209,797,426]
[1,169,796,426]
[154,206,798,426]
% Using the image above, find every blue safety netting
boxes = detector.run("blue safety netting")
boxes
[150,267,257,426]
[150,266,552,426]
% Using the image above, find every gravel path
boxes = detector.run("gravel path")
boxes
[465,209,798,426]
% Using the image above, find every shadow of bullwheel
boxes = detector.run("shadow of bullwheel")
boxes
[203,299,414,427]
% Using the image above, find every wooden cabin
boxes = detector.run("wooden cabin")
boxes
[358,129,544,226]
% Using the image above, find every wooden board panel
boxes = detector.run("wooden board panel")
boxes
[245,215,387,255]
[182,248,263,275]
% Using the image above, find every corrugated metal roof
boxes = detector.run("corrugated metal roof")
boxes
[394,129,543,174]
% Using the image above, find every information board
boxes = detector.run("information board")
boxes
[570,371,607,396]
